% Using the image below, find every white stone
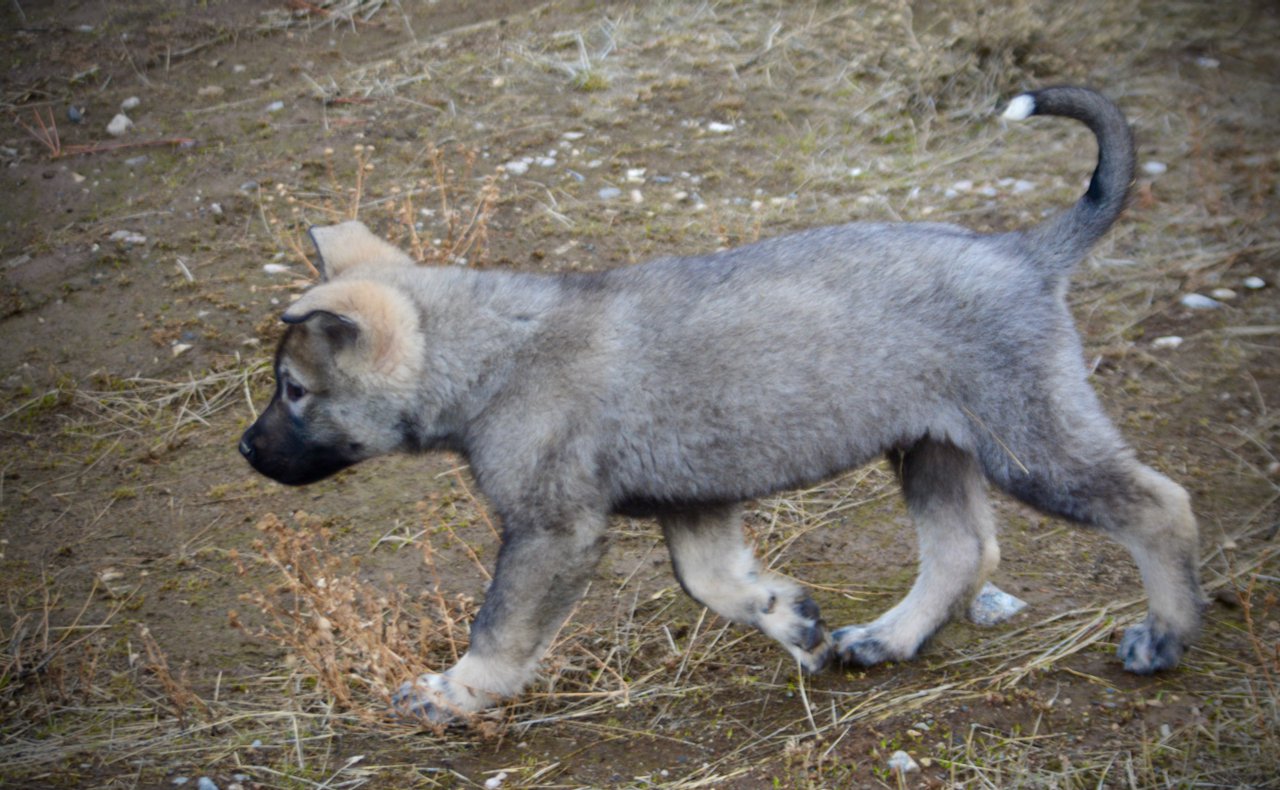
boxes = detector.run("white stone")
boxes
[1243,276,1265,289]
[1180,293,1223,309]
[109,230,146,245]
[106,113,133,137]
[967,582,1027,626]
[706,121,734,133]
[1142,161,1168,176]
[1209,288,1237,301]
[625,168,646,183]
[1152,336,1184,349]
[121,96,141,111]
[888,751,920,775]
[483,772,508,790]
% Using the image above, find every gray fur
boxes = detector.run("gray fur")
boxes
[240,86,1202,724]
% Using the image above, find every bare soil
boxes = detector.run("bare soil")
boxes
[1,1,1277,788]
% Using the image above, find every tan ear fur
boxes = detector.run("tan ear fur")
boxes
[284,280,424,386]
[308,220,415,280]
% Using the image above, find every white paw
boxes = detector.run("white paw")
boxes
[390,672,495,726]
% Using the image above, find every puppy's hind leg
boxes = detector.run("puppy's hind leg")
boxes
[993,450,1201,674]
[834,439,999,666]
[661,505,833,673]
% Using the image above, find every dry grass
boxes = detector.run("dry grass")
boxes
[261,142,501,280]
[1,0,1277,786]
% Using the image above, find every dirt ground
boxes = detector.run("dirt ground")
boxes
[1,1,1278,787]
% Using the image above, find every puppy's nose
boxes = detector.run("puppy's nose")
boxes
[239,432,255,460]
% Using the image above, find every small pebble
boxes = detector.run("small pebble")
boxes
[598,186,622,200]
[1209,288,1237,301]
[1195,56,1220,69]
[1152,336,1184,350]
[121,96,141,111]
[172,778,189,786]
[1180,293,1223,309]
[109,230,147,245]
[630,189,644,203]
[1142,161,1168,176]
[124,155,148,167]
[503,160,530,176]
[562,131,585,140]
[483,771,508,790]
[106,113,133,137]
[535,156,556,168]
[706,121,734,133]
[68,105,85,123]
[625,168,646,183]
[265,100,285,113]
[1243,276,1265,289]
[888,750,920,775]
[263,263,291,275]
[172,343,193,358]
[197,778,219,790]
[197,85,225,98]
[967,582,1027,626]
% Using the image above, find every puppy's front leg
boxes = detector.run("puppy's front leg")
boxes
[392,508,608,725]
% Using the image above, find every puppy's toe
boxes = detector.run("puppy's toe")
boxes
[833,625,897,667]
[390,674,469,726]
[791,597,834,672]
[1118,619,1187,674]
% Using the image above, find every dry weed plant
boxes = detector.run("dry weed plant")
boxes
[0,580,116,715]
[229,510,493,731]
[135,624,212,728]
[262,0,393,32]
[261,142,501,281]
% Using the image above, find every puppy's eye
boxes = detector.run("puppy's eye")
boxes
[285,379,307,402]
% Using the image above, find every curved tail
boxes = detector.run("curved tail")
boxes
[1002,86,1136,274]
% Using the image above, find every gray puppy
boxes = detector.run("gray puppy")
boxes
[240,86,1202,724]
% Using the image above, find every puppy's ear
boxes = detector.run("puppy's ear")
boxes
[283,280,423,381]
[307,220,415,281]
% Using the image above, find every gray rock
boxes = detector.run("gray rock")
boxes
[967,582,1027,626]
[888,750,920,775]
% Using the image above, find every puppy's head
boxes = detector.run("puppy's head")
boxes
[240,222,424,486]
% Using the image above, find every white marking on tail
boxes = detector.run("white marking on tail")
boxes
[1002,94,1036,121]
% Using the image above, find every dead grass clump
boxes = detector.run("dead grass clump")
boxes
[230,511,477,725]
[895,0,1135,119]
[68,360,271,452]
[0,580,117,715]
[261,0,392,31]
[263,142,501,280]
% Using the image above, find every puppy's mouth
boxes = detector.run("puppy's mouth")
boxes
[239,423,360,486]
